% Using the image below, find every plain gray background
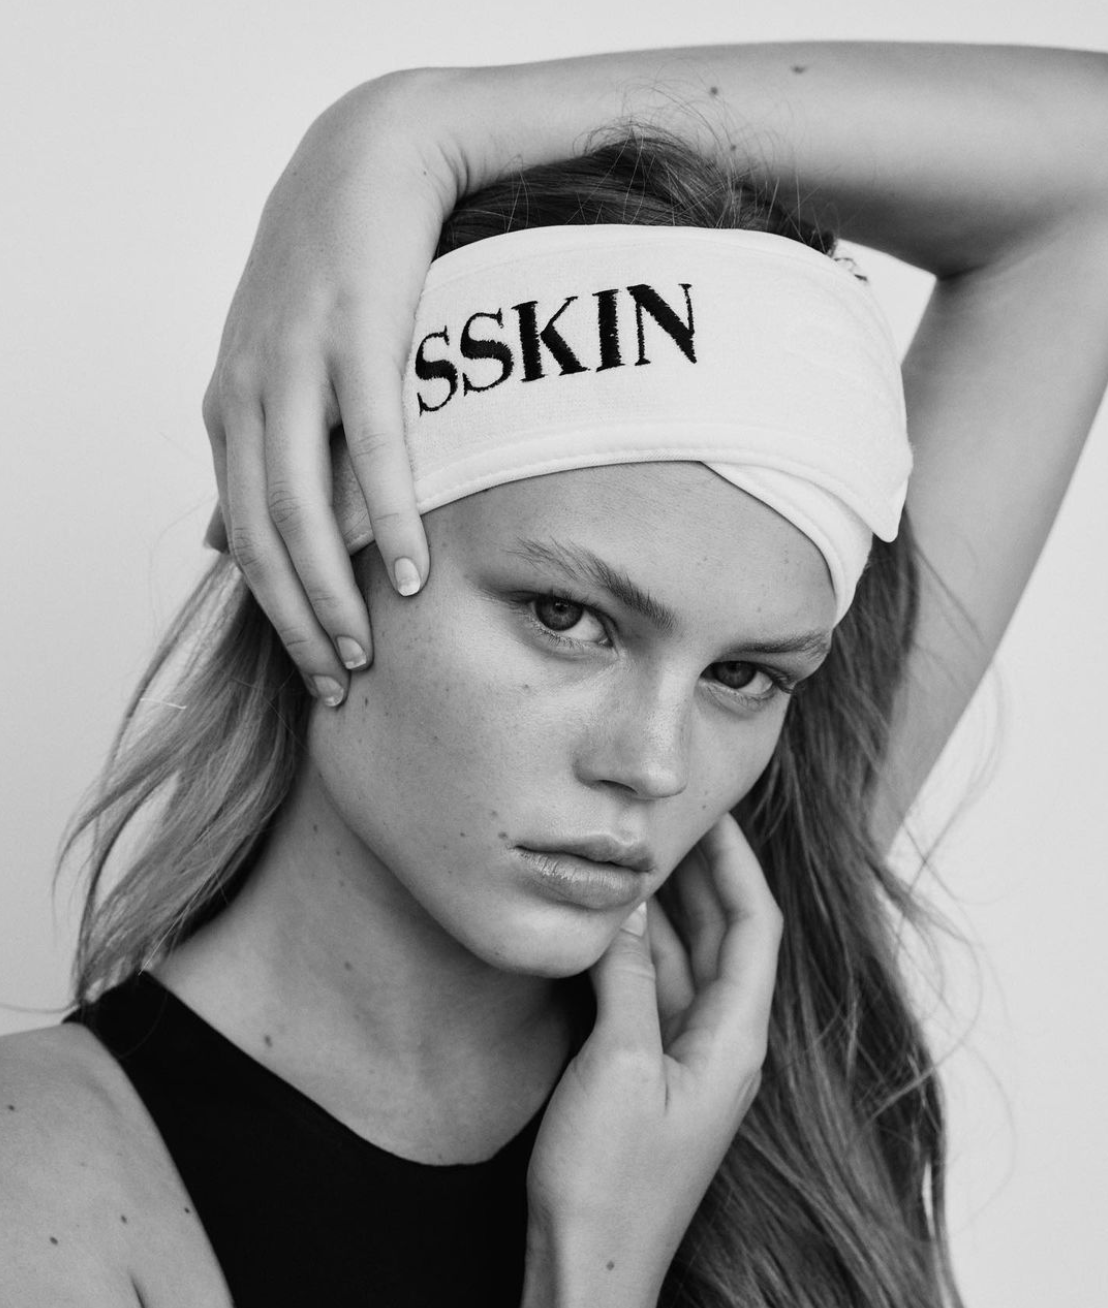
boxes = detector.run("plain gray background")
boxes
[2,3,1106,1304]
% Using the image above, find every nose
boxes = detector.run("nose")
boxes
[575,672,691,800]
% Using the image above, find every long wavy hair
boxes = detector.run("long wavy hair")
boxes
[62,133,960,1308]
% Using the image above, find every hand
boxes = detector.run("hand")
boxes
[202,71,463,701]
[523,813,782,1308]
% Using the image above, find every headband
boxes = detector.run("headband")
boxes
[332,224,911,620]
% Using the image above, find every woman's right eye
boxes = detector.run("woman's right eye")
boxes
[529,595,609,645]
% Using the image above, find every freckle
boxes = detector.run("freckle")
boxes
[497,831,508,841]
[263,1033,273,1049]
[5,1103,14,1111]
[184,1206,193,1216]
[606,1259,615,1270]
[49,1236,59,1246]
[490,810,500,819]
[459,831,467,838]
[708,85,719,96]
[343,960,353,972]
[120,1214,128,1224]
[312,823,319,835]
[791,63,808,74]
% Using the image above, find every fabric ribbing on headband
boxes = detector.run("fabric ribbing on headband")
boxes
[332,224,911,621]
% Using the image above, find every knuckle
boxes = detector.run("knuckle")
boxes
[604,1043,658,1088]
[362,504,407,532]
[302,583,349,625]
[266,328,317,368]
[201,382,224,440]
[227,525,269,578]
[266,482,309,537]
[271,622,321,664]
[217,357,257,405]
[344,425,397,465]
[616,955,658,986]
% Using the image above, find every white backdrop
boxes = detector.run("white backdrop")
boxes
[2,3,1105,1304]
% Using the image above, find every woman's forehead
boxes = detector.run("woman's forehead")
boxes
[431,462,838,635]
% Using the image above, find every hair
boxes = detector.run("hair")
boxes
[61,132,960,1308]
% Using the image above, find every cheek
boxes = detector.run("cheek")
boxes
[732,709,786,798]
[311,598,566,836]
[676,706,787,844]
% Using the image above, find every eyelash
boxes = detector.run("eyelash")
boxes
[521,591,799,709]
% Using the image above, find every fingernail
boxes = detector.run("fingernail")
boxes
[335,637,368,670]
[393,557,422,597]
[312,675,346,708]
[621,903,648,937]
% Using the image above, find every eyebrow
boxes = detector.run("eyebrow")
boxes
[508,536,833,662]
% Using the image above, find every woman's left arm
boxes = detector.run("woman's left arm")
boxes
[775,47,1108,840]
[693,44,1108,841]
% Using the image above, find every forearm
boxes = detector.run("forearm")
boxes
[426,42,1108,274]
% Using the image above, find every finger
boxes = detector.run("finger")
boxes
[704,814,783,1011]
[647,898,695,1029]
[670,843,726,989]
[224,398,348,701]
[202,382,230,551]
[264,372,373,669]
[671,815,782,1076]
[588,905,664,1065]
[332,339,429,597]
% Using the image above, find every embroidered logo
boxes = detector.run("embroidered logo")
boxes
[414,282,696,414]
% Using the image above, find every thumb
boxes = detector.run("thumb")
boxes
[588,903,664,1062]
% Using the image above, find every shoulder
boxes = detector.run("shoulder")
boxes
[0,1023,230,1307]
[0,1023,142,1303]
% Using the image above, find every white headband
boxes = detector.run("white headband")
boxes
[333,225,911,620]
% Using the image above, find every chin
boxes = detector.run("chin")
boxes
[461,906,622,979]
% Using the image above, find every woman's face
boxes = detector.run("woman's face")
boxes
[306,462,836,976]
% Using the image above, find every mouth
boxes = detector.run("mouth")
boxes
[518,836,654,874]
[514,837,653,911]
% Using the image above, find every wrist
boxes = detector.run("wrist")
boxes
[323,67,467,213]
[521,1219,664,1308]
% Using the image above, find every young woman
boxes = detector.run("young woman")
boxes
[3,42,1106,1308]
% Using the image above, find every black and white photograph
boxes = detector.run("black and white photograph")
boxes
[2,2,1106,1305]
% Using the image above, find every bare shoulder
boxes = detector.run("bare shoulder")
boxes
[0,1023,230,1307]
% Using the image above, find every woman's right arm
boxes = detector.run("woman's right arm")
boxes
[521,815,781,1308]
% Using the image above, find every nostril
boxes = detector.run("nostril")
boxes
[574,681,692,798]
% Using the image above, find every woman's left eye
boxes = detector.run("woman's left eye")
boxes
[707,660,784,701]
[529,595,609,644]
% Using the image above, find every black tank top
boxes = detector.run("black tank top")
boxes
[67,973,540,1307]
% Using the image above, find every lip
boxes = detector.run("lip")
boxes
[521,836,654,874]
[515,841,651,911]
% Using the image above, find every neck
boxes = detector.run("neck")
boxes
[156,768,582,1163]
